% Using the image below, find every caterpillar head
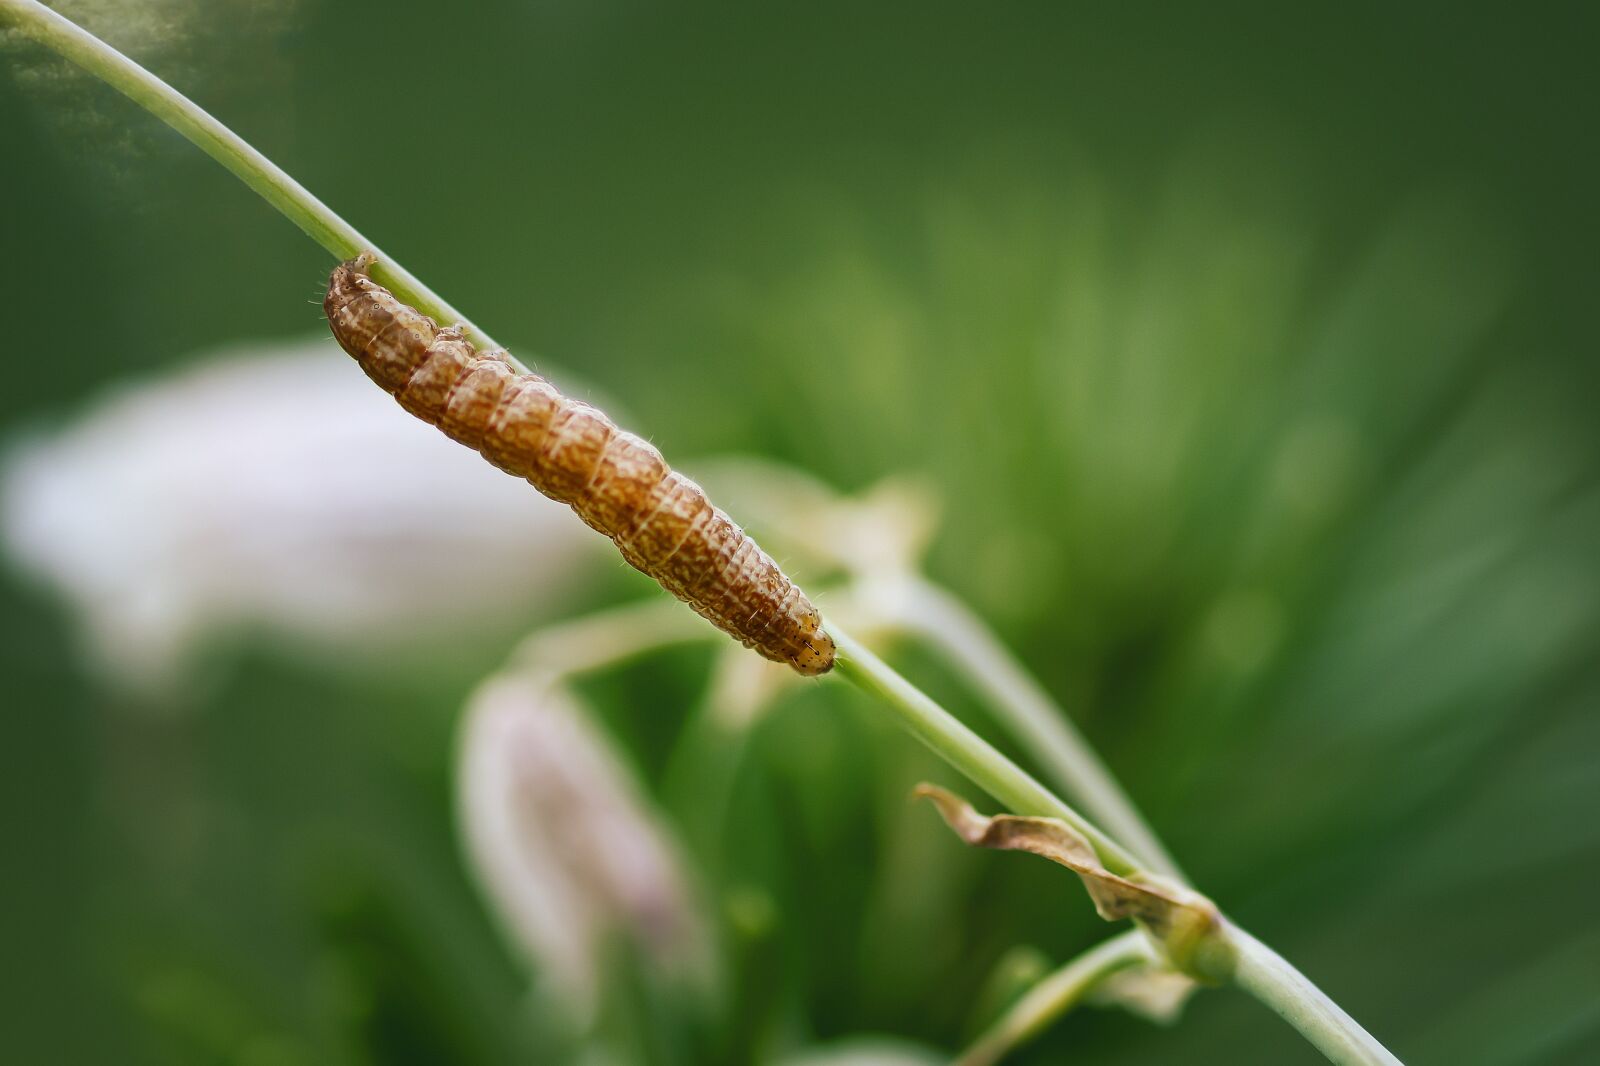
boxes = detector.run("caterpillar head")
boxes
[788,612,836,676]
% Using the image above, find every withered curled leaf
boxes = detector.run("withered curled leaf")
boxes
[914,784,1234,983]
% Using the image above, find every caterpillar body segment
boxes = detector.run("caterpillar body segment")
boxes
[324,254,834,676]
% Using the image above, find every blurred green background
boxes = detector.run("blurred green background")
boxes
[2,2,1597,1063]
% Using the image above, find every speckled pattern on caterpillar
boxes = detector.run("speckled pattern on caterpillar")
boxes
[324,253,835,675]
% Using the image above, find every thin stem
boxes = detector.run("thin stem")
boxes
[957,930,1152,1066]
[832,626,1142,877]
[1227,925,1404,1066]
[2,7,1405,1063]
[0,0,518,364]
[881,575,1185,881]
[831,626,1405,1065]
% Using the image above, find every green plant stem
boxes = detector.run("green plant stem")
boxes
[956,930,1153,1066]
[831,626,1403,1065]
[832,627,1141,876]
[0,0,518,364]
[878,575,1185,881]
[1,6,1405,1063]
[1228,925,1404,1066]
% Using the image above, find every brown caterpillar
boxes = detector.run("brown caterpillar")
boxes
[324,254,835,676]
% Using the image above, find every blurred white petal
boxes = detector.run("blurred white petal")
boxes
[1088,964,1197,1025]
[703,644,796,730]
[1,338,607,694]
[694,458,939,579]
[456,673,711,1023]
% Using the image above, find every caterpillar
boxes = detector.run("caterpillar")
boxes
[323,254,835,676]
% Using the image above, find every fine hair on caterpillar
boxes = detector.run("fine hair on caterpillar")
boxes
[323,254,835,676]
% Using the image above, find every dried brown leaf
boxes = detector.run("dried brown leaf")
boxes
[914,784,1234,982]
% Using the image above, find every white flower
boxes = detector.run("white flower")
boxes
[456,673,711,1021]
[1,337,606,694]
